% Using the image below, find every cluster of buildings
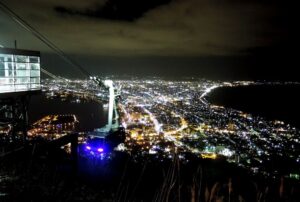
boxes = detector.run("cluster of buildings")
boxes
[38,78,300,176]
[115,79,300,176]
[28,114,79,140]
[42,78,105,104]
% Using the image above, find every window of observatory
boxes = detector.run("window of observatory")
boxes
[0,56,4,76]
[0,51,41,93]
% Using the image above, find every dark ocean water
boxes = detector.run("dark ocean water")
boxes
[207,84,300,129]
[28,94,107,131]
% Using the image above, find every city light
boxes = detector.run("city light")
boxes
[37,78,300,176]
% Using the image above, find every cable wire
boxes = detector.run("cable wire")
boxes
[0,1,91,78]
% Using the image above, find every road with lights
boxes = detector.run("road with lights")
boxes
[38,78,300,176]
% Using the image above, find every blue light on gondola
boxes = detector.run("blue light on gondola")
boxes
[80,137,111,160]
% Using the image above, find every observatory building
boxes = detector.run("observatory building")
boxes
[0,47,41,141]
[0,47,40,94]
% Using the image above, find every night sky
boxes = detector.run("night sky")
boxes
[0,0,298,80]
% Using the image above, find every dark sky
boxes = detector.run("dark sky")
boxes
[0,0,298,80]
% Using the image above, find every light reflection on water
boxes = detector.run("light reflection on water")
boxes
[28,94,107,131]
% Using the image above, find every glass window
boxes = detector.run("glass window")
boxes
[0,52,40,93]
[6,56,12,62]
[0,61,4,76]
[30,77,40,84]
[16,63,26,69]
[31,70,40,77]
[15,55,28,63]
[17,64,31,78]
[3,55,13,62]
[29,56,39,63]
[8,63,13,76]
[30,63,40,70]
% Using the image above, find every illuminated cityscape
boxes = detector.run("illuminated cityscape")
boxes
[38,78,300,177]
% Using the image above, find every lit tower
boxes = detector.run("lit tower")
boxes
[89,77,119,138]
[104,79,114,130]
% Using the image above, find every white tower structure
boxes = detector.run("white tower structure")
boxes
[89,78,119,137]
[104,79,114,130]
